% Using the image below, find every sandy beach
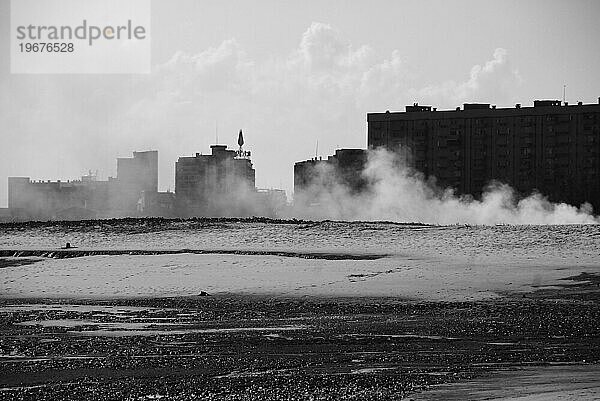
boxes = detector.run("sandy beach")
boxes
[1,250,598,301]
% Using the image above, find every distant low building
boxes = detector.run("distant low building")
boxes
[254,188,289,217]
[0,208,12,223]
[7,150,160,221]
[7,175,110,221]
[138,190,176,217]
[294,148,368,206]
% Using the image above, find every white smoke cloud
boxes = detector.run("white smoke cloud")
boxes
[291,149,598,225]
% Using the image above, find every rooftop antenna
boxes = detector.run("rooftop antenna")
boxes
[563,85,566,105]
[315,139,319,160]
[215,120,219,145]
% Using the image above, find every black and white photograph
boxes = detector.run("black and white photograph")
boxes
[1,0,599,399]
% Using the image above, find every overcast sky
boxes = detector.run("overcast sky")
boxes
[1,0,599,206]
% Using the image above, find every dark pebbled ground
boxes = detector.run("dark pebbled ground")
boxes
[0,290,599,400]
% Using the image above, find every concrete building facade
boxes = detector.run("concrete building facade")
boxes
[113,151,159,214]
[368,100,600,210]
[175,144,256,217]
[294,149,368,205]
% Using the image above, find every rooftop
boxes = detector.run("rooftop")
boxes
[368,99,600,120]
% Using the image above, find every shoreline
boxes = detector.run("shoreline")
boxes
[0,248,389,261]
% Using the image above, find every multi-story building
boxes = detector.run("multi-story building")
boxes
[294,148,367,205]
[175,144,256,217]
[113,150,159,214]
[367,100,600,210]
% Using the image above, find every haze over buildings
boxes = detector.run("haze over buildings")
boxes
[3,135,288,221]
[6,151,171,221]
[2,0,600,208]
[291,100,600,224]
[4,96,600,223]
[294,149,367,208]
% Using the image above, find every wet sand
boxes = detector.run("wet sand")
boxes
[407,365,600,400]
[1,292,599,400]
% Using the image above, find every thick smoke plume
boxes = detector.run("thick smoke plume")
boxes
[290,149,598,225]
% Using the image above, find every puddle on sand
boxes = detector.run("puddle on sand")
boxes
[0,355,106,362]
[351,367,396,374]
[347,333,461,341]
[16,320,183,329]
[0,304,168,313]
[14,317,308,337]
[71,325,308,337]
